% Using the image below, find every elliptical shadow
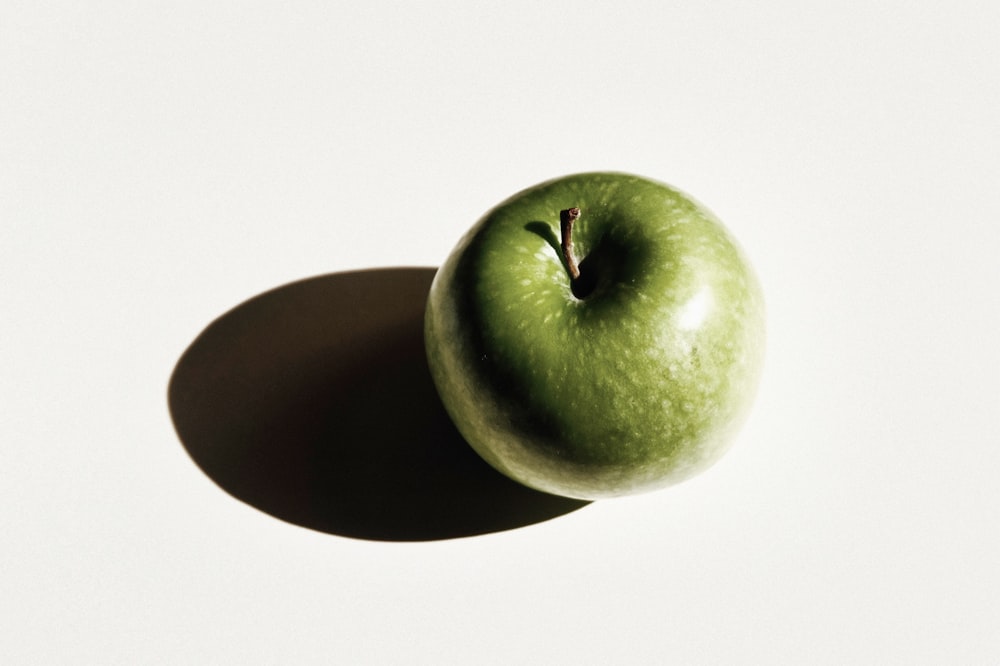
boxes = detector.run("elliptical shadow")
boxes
[168,267,589,541]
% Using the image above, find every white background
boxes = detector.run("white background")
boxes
[3,1,999,664]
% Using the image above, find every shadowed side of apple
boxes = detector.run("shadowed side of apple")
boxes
[168,268,589,541]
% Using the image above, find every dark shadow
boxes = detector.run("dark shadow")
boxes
[168,267,589,541]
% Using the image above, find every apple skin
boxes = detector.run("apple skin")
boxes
[424,172,765,500]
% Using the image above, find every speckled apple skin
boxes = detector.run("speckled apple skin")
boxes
[425,173,765,500]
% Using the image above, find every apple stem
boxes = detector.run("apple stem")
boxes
[560,207,582,282]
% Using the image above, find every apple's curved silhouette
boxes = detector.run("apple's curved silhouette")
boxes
[167,268,588,541]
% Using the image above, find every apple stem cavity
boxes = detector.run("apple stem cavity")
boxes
[560,207,582,283]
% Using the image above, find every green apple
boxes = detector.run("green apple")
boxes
[424,172,765,500]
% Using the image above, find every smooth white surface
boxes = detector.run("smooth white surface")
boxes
[3,1,998,663]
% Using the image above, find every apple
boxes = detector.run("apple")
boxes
[424,172,765,500]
